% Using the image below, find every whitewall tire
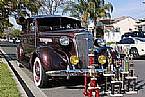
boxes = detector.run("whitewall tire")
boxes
[33,57,46,87]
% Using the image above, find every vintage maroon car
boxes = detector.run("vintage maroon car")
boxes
[16,15,99,87]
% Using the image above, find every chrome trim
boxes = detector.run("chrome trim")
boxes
[74,31,93,67]
[46,69,104,76]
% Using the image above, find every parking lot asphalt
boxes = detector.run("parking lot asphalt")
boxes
[1,41,145,97]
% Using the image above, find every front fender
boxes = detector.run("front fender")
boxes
[37,46,67,71]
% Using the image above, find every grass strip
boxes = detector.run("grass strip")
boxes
[0,62,20,97]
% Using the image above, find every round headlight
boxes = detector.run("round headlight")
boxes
[70,56,79,65]
[98,55,106,65]
[94,38,106,47]
[59,36,69,46]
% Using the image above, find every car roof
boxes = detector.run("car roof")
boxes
[27,15,80,21]
[121,37,145,42]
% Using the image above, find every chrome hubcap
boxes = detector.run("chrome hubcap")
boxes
[35,62,40,82]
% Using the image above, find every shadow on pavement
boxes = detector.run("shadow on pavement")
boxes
[135,80,145,91]
[136,81,145,90]
[133,55,145,60]
[41,77,84,89]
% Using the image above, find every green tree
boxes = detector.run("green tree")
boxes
[62,0,113,37]
[10,28,21,38]
[38,0,69,15]
[18,0,42,16]
[0,0,42,33]
[62,1,80,18]
[86,0,113,38]
[0,31,5,38]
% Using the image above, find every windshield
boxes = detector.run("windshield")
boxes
[119,38,135,44]
[37,17,81,32]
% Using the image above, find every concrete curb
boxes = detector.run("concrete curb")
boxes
[0,47,48,97]
[0,47,27,97]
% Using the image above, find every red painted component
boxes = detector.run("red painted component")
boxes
[83,53,100,97]
[87,78,100,97]
[88,54,94,65]
[95,88,100,97]
[88,88,100,97]
[83,74,88,96]
[90,79,97,87]
[88,89,93,97]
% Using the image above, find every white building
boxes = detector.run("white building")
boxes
[104,16,138,42]
[112,16,138,35]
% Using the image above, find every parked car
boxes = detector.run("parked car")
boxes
[15,38,20,43]
[8,37,14,43]
[121,31,145,39]
[116,37,145,57]
[16,15,96,87]
[8,37,20,44]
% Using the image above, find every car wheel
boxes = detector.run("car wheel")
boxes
[130,48,139,58]
[33,57,47,87]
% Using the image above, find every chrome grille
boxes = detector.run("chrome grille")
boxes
[75,31,93,68]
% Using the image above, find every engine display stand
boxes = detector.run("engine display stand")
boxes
[125,76,137,94]
[88,78,101,97]
[103,73,115,94]
[110,59,123,96]
[83,65,101,97]
[125,54,137,94]
[110,81,123,97]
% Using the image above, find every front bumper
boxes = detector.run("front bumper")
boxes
[46,69,104,76]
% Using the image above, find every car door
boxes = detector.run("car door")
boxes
[22,19,36,57]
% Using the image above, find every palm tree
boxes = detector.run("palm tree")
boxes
[25,0,42,15]
[37,0,70,15]
[62,1,80,18]
[62,0,113,38]
[82,0,113,37]
[62,0,87,17]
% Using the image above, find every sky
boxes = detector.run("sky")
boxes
[107,0,145,19]
[10,0,145,29]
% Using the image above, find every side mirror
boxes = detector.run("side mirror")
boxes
[94,38,106,47]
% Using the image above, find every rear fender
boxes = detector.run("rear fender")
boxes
[17,44,24,62]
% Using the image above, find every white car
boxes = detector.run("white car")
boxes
[8,38,14,43]
[115,37,145,57]
[15,38,20,43]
